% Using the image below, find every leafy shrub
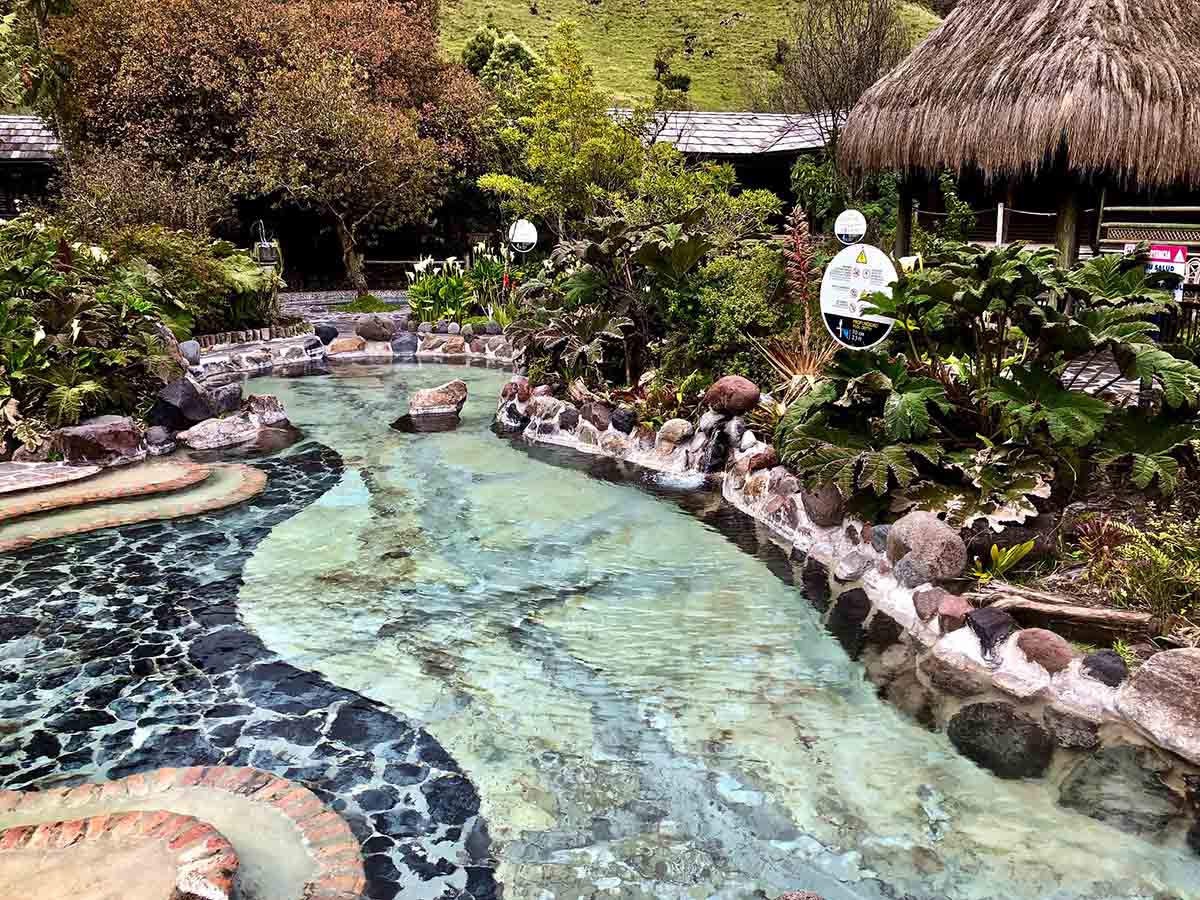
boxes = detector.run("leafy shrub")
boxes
[772,241,1200,521]
[0,217,186,447]
[103,226,281,335]
[407,258,472,322]
[333,294,393,313]
[660,243,792,385]
[56,149,231,237]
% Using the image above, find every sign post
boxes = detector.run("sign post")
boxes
[819,242,898,350]
[507,219,538,254]
[833,209,868,246]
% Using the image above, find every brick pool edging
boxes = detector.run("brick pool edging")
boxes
[0,809,238,900]
[0,766,365,900]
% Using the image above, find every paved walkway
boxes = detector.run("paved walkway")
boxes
[280,291,409,337]
[1061,350,1141,402]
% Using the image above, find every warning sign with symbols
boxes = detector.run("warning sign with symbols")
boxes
[1148,243,1188,302]
[819,243,898,349]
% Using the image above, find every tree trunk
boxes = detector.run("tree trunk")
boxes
[1056,184,1081,268]
[335,219,369,296]
[894,179,913,257]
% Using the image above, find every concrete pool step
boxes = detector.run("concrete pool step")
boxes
[0,463,267,553]
[0,458,212,523]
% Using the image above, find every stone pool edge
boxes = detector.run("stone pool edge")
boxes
[493,378,1200,839]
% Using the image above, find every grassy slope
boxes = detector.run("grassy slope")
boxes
[440,0,941,111]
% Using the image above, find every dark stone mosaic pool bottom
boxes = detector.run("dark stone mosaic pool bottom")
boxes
[0,443,497,900]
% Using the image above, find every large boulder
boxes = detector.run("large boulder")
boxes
[49,415,146,467]
[315,324,338,345]
[151,375,245,431]
[800,484,844,527]
[1059,746,1181,835]
[329,335,366,355]
[887,511,968,585]
[243,394,290,427]
[409,380,469,417]
[1083,649,1129,687]
[579,401,612,432]
[966,607,1018,655]
[176,394,291,451]
[176,413,261,450]
[947,701,1055,778]
[1016,628,1077,674]
[355,314,396,342]
[392,333,419,355]
[208,381,243,416]
[1116,648,1200,765]
[658,418,693,445]
[179,339,201,367]
[704,375,760,414]
[610,406,638,434]
[500,376,531,403]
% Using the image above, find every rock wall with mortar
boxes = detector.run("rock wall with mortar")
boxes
[493,376,1200,853]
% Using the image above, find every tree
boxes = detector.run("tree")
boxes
[773,0,909,153]
[45,0,488,289]
[246,54,447,295]
[476,22,647,237]
[48,0,260,168]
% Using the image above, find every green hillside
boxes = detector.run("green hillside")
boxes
[440,0,941,111]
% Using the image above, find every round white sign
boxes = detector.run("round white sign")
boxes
[507,219,538,253]
[834,209,868,245]
[819,243,898,350]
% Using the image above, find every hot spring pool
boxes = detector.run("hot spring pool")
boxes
[238,363,1196,900]
[0,362,1195,900]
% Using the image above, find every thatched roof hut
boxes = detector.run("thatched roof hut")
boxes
[840,0,1200,260]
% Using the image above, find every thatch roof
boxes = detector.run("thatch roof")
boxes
[840,0,1200,187]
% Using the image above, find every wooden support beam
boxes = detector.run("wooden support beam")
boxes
[1056,184,1082,267]
[895,179,913,257]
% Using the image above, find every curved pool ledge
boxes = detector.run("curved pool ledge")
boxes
[0,440,498,900]
[237,363,1200,900]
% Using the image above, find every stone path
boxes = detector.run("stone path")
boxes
[280,291,410,337]
[0,463,101,496]
[0,464,266,554]
[0,444,497,900]
[0,459,211,523]
[1061,350,1141,401]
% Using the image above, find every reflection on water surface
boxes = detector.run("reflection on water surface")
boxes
[242,363,1199,900]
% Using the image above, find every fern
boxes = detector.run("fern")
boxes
[987,368,1111,446]
[1095,413,1197,495]
[778,414,942,498]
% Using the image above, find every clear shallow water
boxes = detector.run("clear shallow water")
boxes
[241,363,1199,900]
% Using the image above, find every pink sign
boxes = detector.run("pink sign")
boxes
[1150,244,1188,265]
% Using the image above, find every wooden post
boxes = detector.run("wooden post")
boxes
[895,179,913,257]
[995,203,1006,246]
[1056,183,1081,267]
[1091,185,1107,256]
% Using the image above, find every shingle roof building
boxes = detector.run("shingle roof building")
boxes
[0,115,61,163]
[648,111,826,157]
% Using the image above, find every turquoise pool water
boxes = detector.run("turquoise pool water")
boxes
[239,363,1199,900]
